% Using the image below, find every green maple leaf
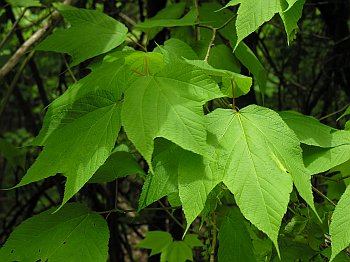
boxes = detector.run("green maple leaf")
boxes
[16,60,126,207]
[206,105,316,250]
[36,4,128,66]
[0,203,109,262]
[330,185,350,261]
[121,60,223,167]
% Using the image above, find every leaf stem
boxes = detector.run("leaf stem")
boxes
[127,35,147,52]
[231,79,236,110]
[131,69,146,76]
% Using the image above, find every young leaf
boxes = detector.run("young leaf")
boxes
[221,0,282,47]
[279,0,306,44]
[218,208,256,262]
[183,58,252,98]
[36,4,128,66]
[235,42,267,96]
[206,105,315,250]
[330,185,350,261]
[121,60,223,167]
[0,203,109,262]
[138,231,173,256]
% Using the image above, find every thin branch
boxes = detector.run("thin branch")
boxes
[312,186,336,207]
[158,200,185,230]
[0,8,27,50]
[318,103,349,121]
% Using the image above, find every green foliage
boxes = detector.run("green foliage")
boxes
[330,185,350,260]
[2,0,350,261]
[218,208,256,262]
[0,203,109,262]
[139,231,202,262]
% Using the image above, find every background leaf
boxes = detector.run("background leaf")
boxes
[218,208,256,262]
[36,4,128,66]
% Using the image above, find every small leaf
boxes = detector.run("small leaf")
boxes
[330,185,350,261]
[183,58,252,98]
[36,4,128,66]
[138,231,173,256]
[89,151,144,183]
[166,241,193,262]
[218,208,256,262]
[221,0,282,47]
[235,42,267,96]
[0,203,109,262]
[183,234,203,248]
[279,0,306,44]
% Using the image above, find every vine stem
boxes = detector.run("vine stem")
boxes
[312,186,336,207]
[318,103,350,121]
[157,200,186,230]
[210,213,217,262]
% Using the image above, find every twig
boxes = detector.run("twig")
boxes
[200,15,236,62]
[0,8,27,50]
[312,186,336,207]
[0,0,77,80]
[158,200,185,230]
[62,55,77,82]
[319,103,350,121]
